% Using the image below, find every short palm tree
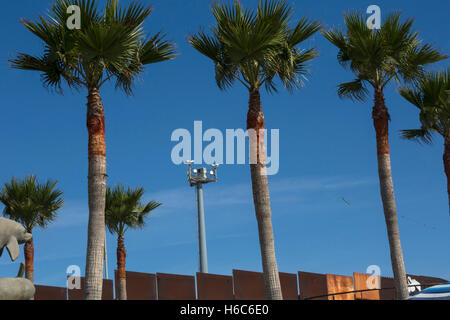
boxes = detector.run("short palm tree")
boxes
[0,175,64,282]
[188,0,320,299]
[10,0,175,299]
[322,12,446,299]
[105,184,161,300]
[400,69,450,213]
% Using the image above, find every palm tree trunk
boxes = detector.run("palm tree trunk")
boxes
[84,87,107,300]
[247,87,283,300]
[24,237,34,283]
[444,136,450,214]
[117,234,127,300]
[373,88,408,300]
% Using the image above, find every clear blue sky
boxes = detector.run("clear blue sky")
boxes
[0,0,449,287]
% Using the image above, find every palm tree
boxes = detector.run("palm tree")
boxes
[399,69,450,213]
[188,0,320,299]
[10,0,175,299]
[322,12,446,299]
[105,184,161,300]
[0,175,64,282]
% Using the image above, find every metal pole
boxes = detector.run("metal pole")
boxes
[196,183,208,273]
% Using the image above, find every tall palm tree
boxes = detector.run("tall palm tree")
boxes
[105,184,161,300]
[0,175,64,282]
[188,0,320,299]
[322,12,446,299]
[10,0,176,299]
[399,69,450,213]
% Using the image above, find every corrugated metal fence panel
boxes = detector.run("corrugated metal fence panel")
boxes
[232,270,298,300]
[233,269,266,300]
[156,273,196,300]
[298,271,328,300]
[353,273,380,300]
[279,272,299,300]
[114,270,157,300]
[102,279,114,300]
[67,277,114,300]
[326,274,355,300]
[196,272,234,300]
[380,277,396,300]
[34,285,66,300]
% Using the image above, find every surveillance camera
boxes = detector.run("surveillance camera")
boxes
[211,163,219,169]
[185,160,194,165]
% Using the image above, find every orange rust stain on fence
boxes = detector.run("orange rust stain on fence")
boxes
[326,274,355,300]
[353,273,380,300]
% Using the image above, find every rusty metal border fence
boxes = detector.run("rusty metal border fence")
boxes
[33,271,446,300]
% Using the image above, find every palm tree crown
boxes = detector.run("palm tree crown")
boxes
[400,69,450,215]
[0,175,63,282]
[10,0,176,94]
[400,69,450,143]
[0,175,64,232]
[105,184,161,237]
[322,11,446,101]
[188,0,320,92]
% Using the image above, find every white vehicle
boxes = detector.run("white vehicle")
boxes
[407,282,450,300]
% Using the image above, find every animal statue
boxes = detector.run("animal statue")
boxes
[0,218,35,300]
[0,217,32,261]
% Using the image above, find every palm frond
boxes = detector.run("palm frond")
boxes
[106,0,152,28]
[215,60,238,90]
[0,176,63,232]
[188,31,221,62]
[105,184,161,235]
[288,17,321,46]
[190,0,319,92]
[400,128,433,144]
[140,33,177,65]
[398,86,423,109]
[48,0,101,29]
[337,79,369,102]
[399,69,450,142]
[397,43,448,83]
[323,10,446,102]
[12,0,175,95]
